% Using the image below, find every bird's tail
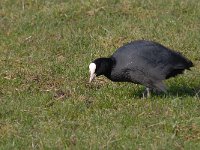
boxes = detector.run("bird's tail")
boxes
[186,60,194,70]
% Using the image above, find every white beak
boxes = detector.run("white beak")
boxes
[89,73,96,83]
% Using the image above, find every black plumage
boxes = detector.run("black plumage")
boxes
[89,40,193,97]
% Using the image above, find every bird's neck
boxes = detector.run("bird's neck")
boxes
[100,57,115,79]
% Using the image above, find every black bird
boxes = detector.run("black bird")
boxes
[89,40,193,97]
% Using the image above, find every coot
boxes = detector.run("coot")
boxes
[89,40,193,97]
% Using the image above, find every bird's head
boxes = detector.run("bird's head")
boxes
[89,58,114,83]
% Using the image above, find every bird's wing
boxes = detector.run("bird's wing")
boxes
[113,41,192,80]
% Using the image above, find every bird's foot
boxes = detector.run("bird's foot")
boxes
[142,88,151,99]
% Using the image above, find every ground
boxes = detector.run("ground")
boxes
[0,0,200,149]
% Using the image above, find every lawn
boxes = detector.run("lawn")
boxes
[0,0,200,149]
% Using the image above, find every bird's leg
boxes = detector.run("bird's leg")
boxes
[142,87,151,99]
[146,87,151,97]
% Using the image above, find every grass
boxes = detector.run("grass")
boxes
[0,0,200,149]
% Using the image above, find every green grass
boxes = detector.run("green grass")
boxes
[0,0,200,149]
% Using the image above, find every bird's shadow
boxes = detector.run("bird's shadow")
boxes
[167,84,199,97]
[131,82,200,98]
